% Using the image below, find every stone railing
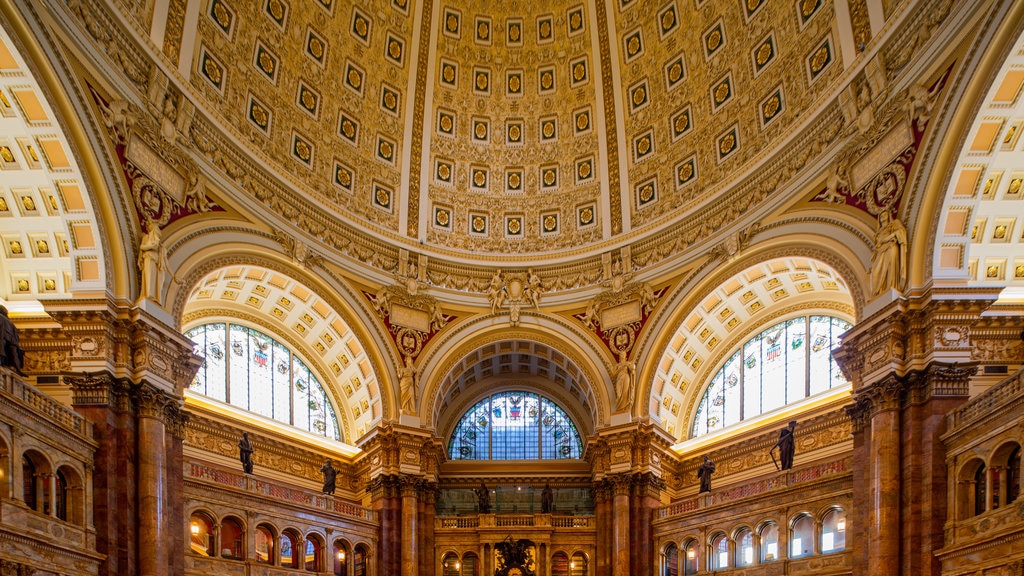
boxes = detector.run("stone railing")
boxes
[947,367,1024,429]
[657,457,850,520]
[0,368,91,437]
[436,513,595,530]
[187,462,376,522]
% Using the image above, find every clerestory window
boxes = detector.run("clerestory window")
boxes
[449,391,583,460]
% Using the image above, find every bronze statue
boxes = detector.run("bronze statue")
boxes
[541,483,553,513]
[697,455,716,493]
[321,458,337,495]
[238,432,254,474]
[475,481,491,514]
[770,420,798,470]
[0,306,25,376]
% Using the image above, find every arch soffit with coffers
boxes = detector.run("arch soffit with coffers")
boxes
[169,242,398,425]
[636,240,863,428]
[417,316,611,432]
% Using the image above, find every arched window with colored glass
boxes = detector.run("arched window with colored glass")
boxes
[449,391,583,460]
[691,315,850,438]
[186,323,341,440]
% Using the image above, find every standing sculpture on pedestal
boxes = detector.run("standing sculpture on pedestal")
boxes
[321,458,337,495]
[0,306,26,375]
[238,432,254,474]
[697,455,716,493]
[770,420,798,470]
[869,210,907,296]
[541,484,553,513]
[476,482,491,514]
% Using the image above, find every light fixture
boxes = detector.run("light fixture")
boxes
[455,560,461,571]
[570,560,576,570]
[190,522,200,535]
[337,549,345,561]
[686,548,696,560]
[837,518,846,532]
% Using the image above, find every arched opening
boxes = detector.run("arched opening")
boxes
[0,437,9,500]
[791,514,814,558]
[220,516,244,559]
[188,511,215,556]
[734,527,754,566]
[958,459,988,519]
[821,508,847,552]
[304,533,324,571]
[353,544,368,576]
[760,521,779,562]
[974,464,988,516]
[332,539,349,575]
[570,551,588,576]
[663,543,679,576]
[280,530,300,568]
[552,551,569,576]
[992,442,1022,509]
[682,539,698,575]
[20,450,50,514]
[54,465,83,524]
[442,551,460,576]
[709,532,729,570]
[255,524,276,564]
[1009,446,1021,505]
[461,552,479,575]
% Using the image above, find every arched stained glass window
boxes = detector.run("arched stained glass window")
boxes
[186,323,341,440]
[691,315,850,438]
[449,391,583,460]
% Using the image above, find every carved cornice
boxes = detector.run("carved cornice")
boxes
[67,371,132,413]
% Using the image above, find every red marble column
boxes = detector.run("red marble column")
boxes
[634,474,661,576]
[136,387,168,576]
[418,483,435,576]
[869,384,901,576]
[401,477,419,576]
[165,404,187,576]
[846,401,870,576]
[612,476,631,576]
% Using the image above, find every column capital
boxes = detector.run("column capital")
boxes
[68,371,133,413]
[134,383,172,420]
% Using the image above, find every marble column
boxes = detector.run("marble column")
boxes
[135,386,168,576]
[612,475,631,576]
[418,482,436,576]
[401,477,419,576]
[868,378,902,576]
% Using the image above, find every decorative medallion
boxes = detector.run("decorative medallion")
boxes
[665,54,686,90]
[570,57,588,86]
[435,159,453,184]
[507,70,523,96]
[637,178,657,207]
[385,33,404,65]
[799,0,823,26]
[474,67,490,94]
[760,87,784,127]
[745,0,764,18]
[317,0,332,10]
[247,95,271,133]
[376,135,396,164]
[808,37,833,81]
[343,61,364,95]
[334,161,354,191]
[440,60,457,87]
[265,0,287,27]
[380,84,400,115]
[711,74,732,111]
[539,116,557,141]
[634,130,653,161]
[391,0,408,14]
[574,108,591,134]
[539,67,555,93]
[475,16,491,44]
[540,165,558,189]
[338,112,359,144]
[541,212,559,234]
[704,22,725,57]
[292,133,313,166]
[437,109,455,136]
[675,155,697,187]
[671,106,692,140]
[537,14,554,42]
[351,8,371,44]
[506,120,524,144]
[629,79,650,112]
[472,118,489,142]
[658,3,678,37]
[506,216,523,236]
[372,182,392,211]
[575,156,594,183]
[507,18,523,46]
[296,81,319,116]
[568,6,585,34]
[434,206,451,229]
[506,169,524,192]
[578,204,595,227]
[471,166,488,190]
[470,213,487,234]
[443,8,461,38]
[753,33,775,76]
[717,126,739,160]
[209,0,233,35]
[624,28,643,62]
[306,29,326,64]
[254,42,278,81]
[199,49,224,90]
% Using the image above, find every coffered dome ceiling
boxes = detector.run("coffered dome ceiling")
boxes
[188,0,841,265]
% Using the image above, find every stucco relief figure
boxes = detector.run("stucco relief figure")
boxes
[488,270,506,314]
[399,355,417,414]
[238,432,254,474]
[0,306,26,375]
[612,350,636,413]
[526,269,542,310]
[697,455,716,493]
[869,210,907,296]
[137,219,168,304]
[320,458,337,495]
